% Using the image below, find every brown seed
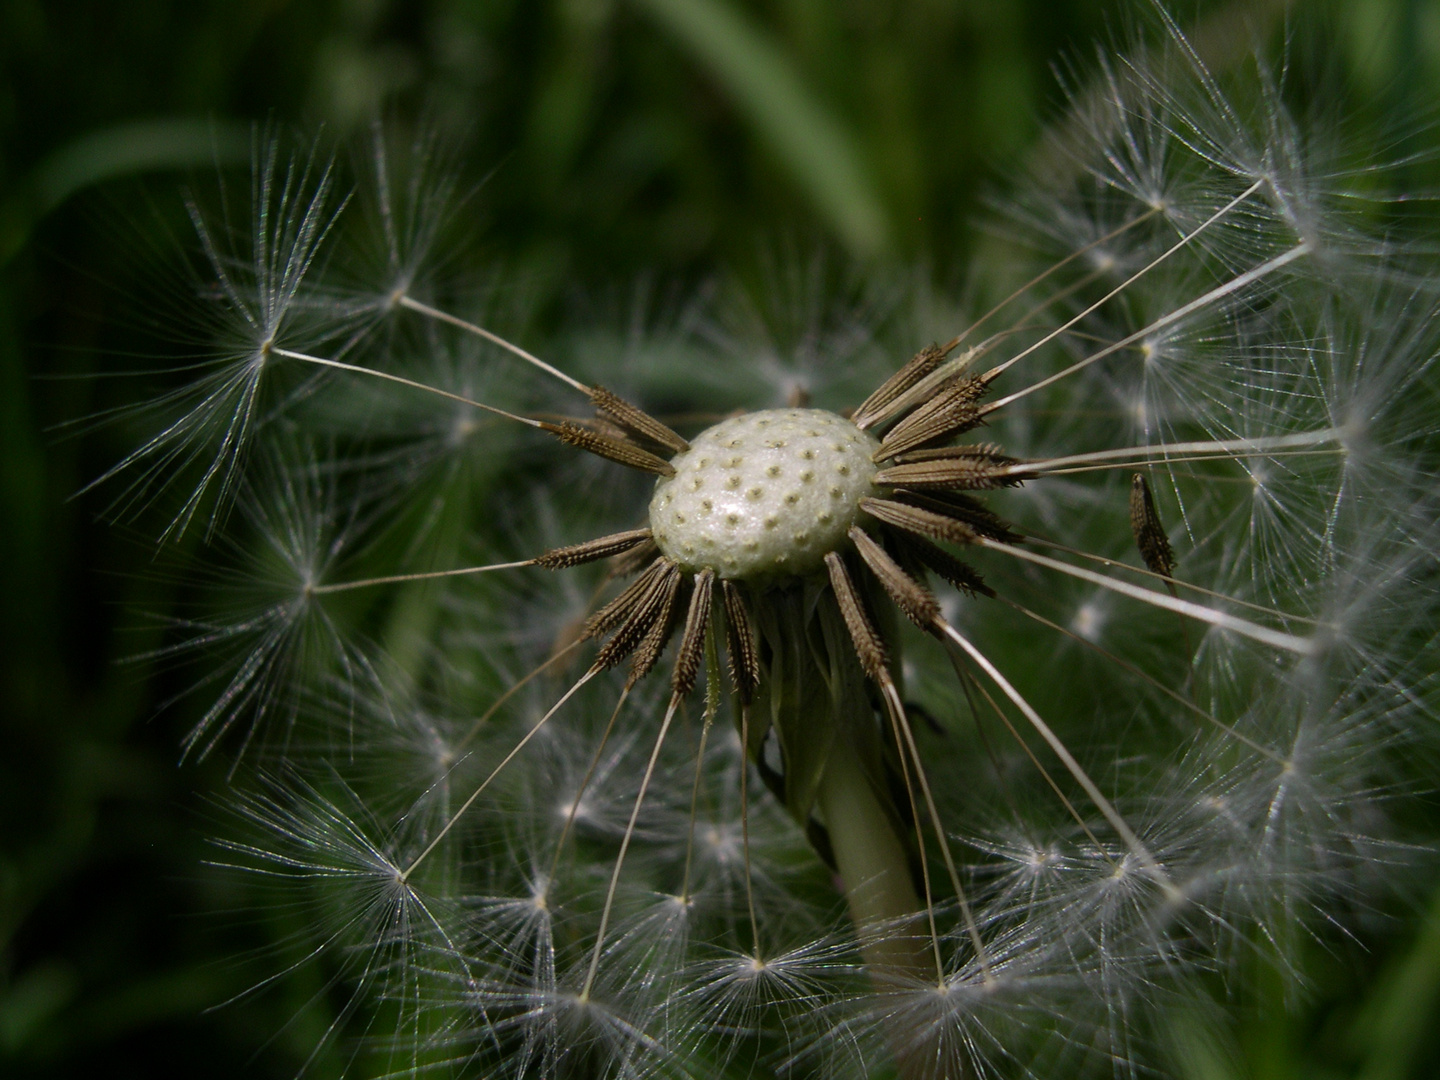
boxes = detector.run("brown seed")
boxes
[670,570,715,696]
[610,537,661,577]
[859,496,981,547]
[852,344,945,429]
[535,528,654,569]
[876,373,994,458]
[1130,473,1177,578]
[594,560,682,670]
[541,420,676,476]
[589,385,690,454]
[849,526,942,633]
[625,568,685,684]
[722,580,760,703]
[890,489,1022,544]
[896,533,994,598]
[824,551,889,682]
[585,558,671,640]
[874,451,1020,491]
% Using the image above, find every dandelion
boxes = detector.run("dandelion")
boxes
[99,12,1439,1080]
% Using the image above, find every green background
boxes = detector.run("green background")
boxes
[3,0,1439,1076]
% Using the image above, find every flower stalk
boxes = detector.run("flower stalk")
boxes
[815,736,927,981]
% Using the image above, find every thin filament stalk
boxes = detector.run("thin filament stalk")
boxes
[983,179,1266,386]
[272,347,543,428]
[1000,429,1340,477]
[399,668,597,881]
[310,559,535,594]
[397,295,590,393]
[986,241,1311,412]
[580,691,683,1001]
[979,538,1316,654]
[939,620,1177,897]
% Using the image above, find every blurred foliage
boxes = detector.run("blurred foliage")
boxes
[3,0,1440,1077]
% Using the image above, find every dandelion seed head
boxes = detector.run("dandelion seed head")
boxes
[650,408,879,579]
[88,9,1440,1078]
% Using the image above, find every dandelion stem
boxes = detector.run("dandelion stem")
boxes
[815,734,927,981]
[271,347,544,428]
[396,295,591,393]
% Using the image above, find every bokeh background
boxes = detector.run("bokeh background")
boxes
[3,0,1440,1077]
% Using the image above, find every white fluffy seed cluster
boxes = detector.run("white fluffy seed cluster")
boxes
[649,409,880,580]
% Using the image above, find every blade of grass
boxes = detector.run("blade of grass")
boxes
[2,119,251,264]
[1354,883,1440,1080]
[634,0,891,258]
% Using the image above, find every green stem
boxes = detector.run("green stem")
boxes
[816,736,926,981]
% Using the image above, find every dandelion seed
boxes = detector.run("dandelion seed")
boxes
[85,138,351,539]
